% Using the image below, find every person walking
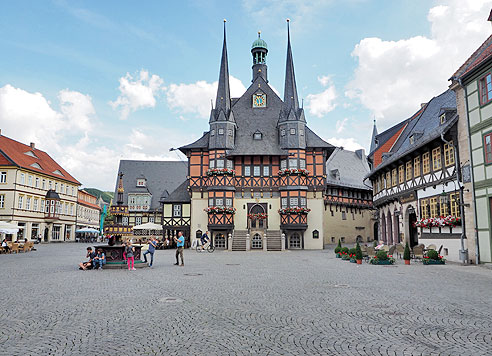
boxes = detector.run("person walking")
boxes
[125,241,136,271]
[174,231,185,267]
[143,236,157,267]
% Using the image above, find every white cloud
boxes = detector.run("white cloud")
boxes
[346,0,492,127]
[165,75,246,118]
[59,89,95,132]
[327,137,364,151]
[335,118,348,133]
[110,70,164,120]
[306,75,337,117]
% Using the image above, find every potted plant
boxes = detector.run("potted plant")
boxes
[334,239,342,258]
[348,247,357,263]
[340,247,350,260]
[355,242,363,264]
[403,242,411,265]
[370,250,395,265]
[423,249,446,265]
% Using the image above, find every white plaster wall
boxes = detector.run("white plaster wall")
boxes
[304,198,324,249]
[478,230,491,262]
[190,193,208,243]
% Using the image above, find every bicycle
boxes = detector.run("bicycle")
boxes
[196,241,215,253]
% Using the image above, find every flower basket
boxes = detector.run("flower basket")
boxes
[247,213,268,220]
[278,207,311,215]
[278,168,309,177]
[206,168,235,177]
[413,215,461,228]
[203,206,236,215]
[370,250,395,265]
[341,253,350,260]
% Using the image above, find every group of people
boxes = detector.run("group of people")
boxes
[78,231,186,270]
[2,238,30,253]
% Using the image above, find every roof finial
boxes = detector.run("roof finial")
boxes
[258,30,261,38]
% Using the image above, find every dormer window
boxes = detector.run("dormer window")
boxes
[440,113,446,124]
[53,169,64,177]
[136,179,146,187]
[290,128,296,135]
[253,131,262,140]
[281,129,286,136]
[30,163,42,169]
[24,151,38,158]
[228,129,233,136]
[409,135,415,145]
[218,128,224,135]
[299,129,304,136]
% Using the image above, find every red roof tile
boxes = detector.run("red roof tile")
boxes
[0,135,80,184]
[452,34,492,80]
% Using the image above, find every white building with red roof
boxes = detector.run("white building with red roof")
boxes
[0,130,80,242]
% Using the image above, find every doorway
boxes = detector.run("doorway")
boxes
[408,210,418,248]
[248,203,267,239]
[44,227,49,242]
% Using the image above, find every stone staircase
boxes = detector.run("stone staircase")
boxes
[232,230,248,251]
[266,230,282,251]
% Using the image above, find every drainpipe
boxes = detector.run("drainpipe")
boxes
[441,132,467,263]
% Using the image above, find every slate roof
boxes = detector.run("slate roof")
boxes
[179,132,210,152]
[368,120,409,158]
[367,89,457,178]
[0,134,80,184]
[114,160,188,210]
[451,34,492,81]
[162,180,190,203]
[326,148,372,190]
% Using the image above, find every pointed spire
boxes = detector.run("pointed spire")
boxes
[370,119,379,153]
[215,19,231,116]
[283,18,299,115]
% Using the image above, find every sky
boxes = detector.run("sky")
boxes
[1,0,492,191]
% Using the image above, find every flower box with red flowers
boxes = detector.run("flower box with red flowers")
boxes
[341,252,351,260]
[203,206,236,215]
[206,168,235,177]
[370,251,396,265]
[413,215,461,228]
[247,213,268,220]
[278,207,311,215]
[278,168,310,177]
[422,250,446,265]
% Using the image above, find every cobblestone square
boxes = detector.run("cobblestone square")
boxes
[1,244,492,356]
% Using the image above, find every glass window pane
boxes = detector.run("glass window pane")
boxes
[253,166,260,176]
[263,166,269,176]
[244,166,251,176]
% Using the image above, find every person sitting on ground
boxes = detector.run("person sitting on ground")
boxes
[79,247,96,270]
[2,239,10,253]
[93,248,106,270]
[200,231,210,250]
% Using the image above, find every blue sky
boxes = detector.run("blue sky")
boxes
[1,0,491,190]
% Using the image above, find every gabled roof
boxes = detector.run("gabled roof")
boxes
[451,34,492,81]
[368,89,457,177]
[162,180,190,203]
[326,148,371,190]
[115,160,187,210]
[179,132,210,153]
[0,134,80,184]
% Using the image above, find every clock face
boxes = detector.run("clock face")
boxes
[253,94,266,108]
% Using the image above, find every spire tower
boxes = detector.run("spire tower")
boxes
[215,19,231,117]
[283,19,299,114]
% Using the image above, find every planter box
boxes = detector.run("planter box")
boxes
[335,253,341,258]
[423,259,445,265]
[370,260,394,265]
[349,258,356,263]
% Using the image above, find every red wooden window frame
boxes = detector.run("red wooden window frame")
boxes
[479,73,492,105]
[484,132,492,164]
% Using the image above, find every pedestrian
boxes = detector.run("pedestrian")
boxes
[174,231,185,267]
[143,236,157,267]
[125,241,136,271]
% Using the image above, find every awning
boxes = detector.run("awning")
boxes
[132,222,163,231]
[0,221,19,234]
[76,228,100,233]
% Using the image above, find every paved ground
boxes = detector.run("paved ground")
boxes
[1,244,492,356]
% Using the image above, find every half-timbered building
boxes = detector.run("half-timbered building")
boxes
[368,89,474,262]
[161,180,191,247]
[179,22,336,250]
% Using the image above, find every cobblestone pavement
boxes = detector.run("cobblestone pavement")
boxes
[1,244,492,356]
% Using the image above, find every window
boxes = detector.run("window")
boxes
[281,198,287,208]
[122,216,129,225]
[386,172,391,189]
[216,198,223,206]
[225,198,232,207]
[281,129,286,136]
[216,160,224,168]
[173,205,182,217]
[72,187,75,196]
[253,166,260,176]
[430,197,438,217]
[444,142,455,166]
[228,129,233,136]
[253,132,262,140]
[399,165,404,184]
[280,160,287,169]
[60,183,64,193]
[18,195,24,209]
[28,175,32,186]
[209,160,215,169]
[289,197,298,206]
[218,128,224,135]
[479,73,492,105]
[289,159,297,168]
[20,173,25,184]
[485,133,492,164]
[392,169,397,187]
[70,204,73,215]
[440,195,448,216]
[300,159,306,169]
[35,177,39,188]
[137,179,146,187]
[135,217,142,225]
[414,157,421,177]
[0,195,4,208]
[440,113,446,124]
[406,161,412,181]
[300,129,304,136]
[66,186,69,195]
[55,182,58,192]
[226,160,233,169]
[290,128,296,135]
[41,200,45,212]
[420,199,428,219]
[300,197,306,207]
[209,198,214,206]
[432,147,442,171]
[42,179,46,190]
[244,166,251,176]
[450,193,460,218]
[149,216,155,223]
[49,181,52,190]
[26,197,31,210]
[263,166,269,176]
[0,172,6,183]
[409,135,415,145]
[422,152,430,174]
[52,225,61,240]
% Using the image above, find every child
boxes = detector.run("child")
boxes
[125,241,136,270]
[93,248,106,270]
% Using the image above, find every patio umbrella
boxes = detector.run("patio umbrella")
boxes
[75,228,100,233]
[0,221,19,234]
[132,222,162,231]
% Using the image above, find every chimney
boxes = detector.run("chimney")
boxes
[30,142,35,150]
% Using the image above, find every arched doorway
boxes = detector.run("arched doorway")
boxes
[386,212,392,245]
[381,213,386,244]
[249,204,266,229]
[406,206,418,248]
[373,222,379,242]
[251,233,262,249]
[289,233,301,249]
[394,209,400,244]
